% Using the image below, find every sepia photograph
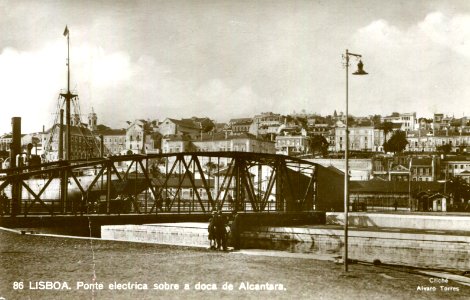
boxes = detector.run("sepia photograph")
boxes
[1,0,470,299]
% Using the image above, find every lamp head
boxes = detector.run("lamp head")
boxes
[352,60,368,75]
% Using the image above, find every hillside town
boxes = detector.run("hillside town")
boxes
[1,109,470,213]
[7,110,470,157]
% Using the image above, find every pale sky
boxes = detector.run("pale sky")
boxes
[1,0,470,134]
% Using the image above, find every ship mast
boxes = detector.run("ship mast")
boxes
[60,25,77,161]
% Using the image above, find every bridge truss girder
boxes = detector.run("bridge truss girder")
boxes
[0,152,317,217]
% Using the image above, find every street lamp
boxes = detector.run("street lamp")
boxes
[343,49,368,272]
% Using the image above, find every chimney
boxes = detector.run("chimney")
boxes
[10,117,21,168]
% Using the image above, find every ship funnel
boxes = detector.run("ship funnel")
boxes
[10,117,21,168]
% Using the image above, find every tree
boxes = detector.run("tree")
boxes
[96,124,111,131]
[371,114,382,126]
[150,159,165,178]
[347,116,356,126]
[200,120,215,133]
[150,132,162,149]
[383,130,408,154]
[447,176,470,204]
[309,135,329,157]
[296,117,308,129]
[437,143,452,155]
[378,122,394,141]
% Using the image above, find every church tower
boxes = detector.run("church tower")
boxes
[88,108,97,131]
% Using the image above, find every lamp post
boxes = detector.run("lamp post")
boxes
[343,49,368,272]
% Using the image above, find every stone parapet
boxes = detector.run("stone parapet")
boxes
[327,212,470,231]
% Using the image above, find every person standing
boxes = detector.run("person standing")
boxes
[230,212,241,250]
[215,210,227,251]
[165,196,171,212]
[208,211,217,250]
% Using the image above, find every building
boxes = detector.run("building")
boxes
[193,132,275,154]
[95,129,126,155]
[350,180,442,211]
[0,134,13,151]
[43,124,100,161]
[311,158,372,181]
[161,132,275,180]
[249,112,282,136]
[126,120,160,154]
[0,133,42,154]
[308,123,331,136]
[455,170,470,184]
[381,112,418,132]
[158,117,214,139]
[253,112,282,128]
[154,174,215,204]
[227,118,252,134]
[161,135,193,154]
[275,133,310,156]
[372,155,410,181]
[335,126,385,152]
[388,164,410,181]
[440,156,470,179]
[161,132,275,155]
[406,134,470,153]
[410,156,437,181]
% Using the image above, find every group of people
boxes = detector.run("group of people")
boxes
[155,196,172,212]
[208,210,229,251]
[208,211,241,251]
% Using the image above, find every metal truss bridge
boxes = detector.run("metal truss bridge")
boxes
[0,152,318,219]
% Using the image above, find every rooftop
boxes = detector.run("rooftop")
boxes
[350,180,442,194]
[95,129,126,136]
